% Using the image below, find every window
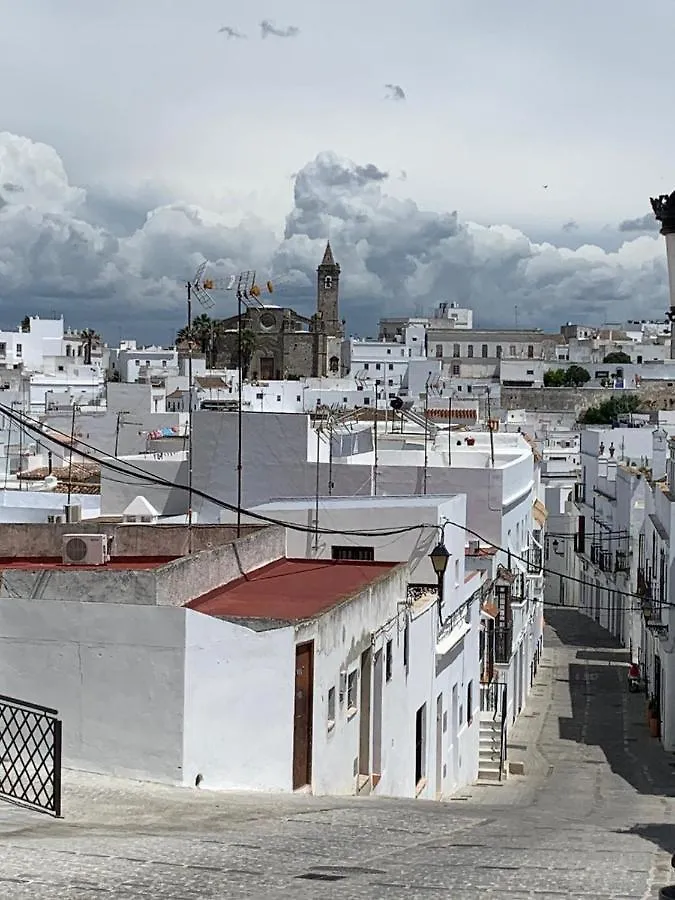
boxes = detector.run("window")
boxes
[364,363,370,370]
[415,704,426,785]
[15,344,21,356]
[276,395,281,401]
[509,345,516,356]
[58,365,64,372]
[526,369,534,375]
[327,687,336,731]
[386,640,393,681]
[527,345,534,358]
[347,670,358,713]
[403,621,409,673]
[467,345,474,358]
[363,396,370,404]
[481,344,488,358]
[496,345,502,358]
[332,545,375,561]
[135,360,140,366]
[256,392,263,399]
[386,348,391,354]
[467,681,473,725]
[455,558,460,585]
[388,363,393,370]
[375,363,381,370]
[452,364,460,376]
[0,343,5,353]
[436,344,443,358]
[324,276,333,289]
[162,360,167,367]
[452,343,460,357]
[296,395,301,402]
[65,345,71,357]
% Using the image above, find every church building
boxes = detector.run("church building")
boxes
[212,242,344,380]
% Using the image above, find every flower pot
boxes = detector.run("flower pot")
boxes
[649,716,660,738]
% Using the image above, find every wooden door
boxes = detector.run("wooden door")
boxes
[292,642,314,789]
[260,356,275,380]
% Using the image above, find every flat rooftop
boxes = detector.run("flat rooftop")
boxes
[255,495,459,511]
[187,558,399,622]
[0,556,178,571]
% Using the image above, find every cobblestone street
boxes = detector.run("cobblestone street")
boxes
[1,609,675,898]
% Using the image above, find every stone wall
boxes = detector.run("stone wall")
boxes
[0,522,261,559]
[500,384,675,417]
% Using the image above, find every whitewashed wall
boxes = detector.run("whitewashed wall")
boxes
[182,610,295,791]
[0,598,186,782]
[251,496,467,587]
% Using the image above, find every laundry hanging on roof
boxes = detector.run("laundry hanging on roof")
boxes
[147,426,182,440]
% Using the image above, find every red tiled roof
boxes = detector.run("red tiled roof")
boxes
[187,557,400,622]
[427,407,477,420]
[0,556,177,570]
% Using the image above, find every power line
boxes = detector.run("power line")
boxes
[0,403,663,608]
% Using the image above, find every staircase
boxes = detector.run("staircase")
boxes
[478,717,504,781]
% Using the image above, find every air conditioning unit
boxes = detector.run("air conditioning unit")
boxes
[62,534,110,566]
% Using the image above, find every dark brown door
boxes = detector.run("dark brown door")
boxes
[260,356,275,380]
[293,642,314,789]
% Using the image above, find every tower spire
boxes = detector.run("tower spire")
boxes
[321,241,336,267]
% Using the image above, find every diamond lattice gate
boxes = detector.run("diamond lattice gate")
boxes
[0,694,62,816]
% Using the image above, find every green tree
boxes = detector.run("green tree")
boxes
[579,394,641,425]
[543,368,566,387]
[20,316,30,333]
[79,328,100,365]
[564,364,591,386]
[603,351,631,364]
[543,365,591,387]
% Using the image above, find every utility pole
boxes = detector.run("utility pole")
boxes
[186,282,194,554]
[313,421,320,552]
[373,383,378,495]
[236,280,244,538]
[423,381,429,495]
[486,388,495,467]
[67,402,76,509]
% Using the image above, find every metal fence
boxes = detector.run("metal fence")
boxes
[0,694,62,817]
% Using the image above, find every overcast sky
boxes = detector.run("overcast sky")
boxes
[0,0,673,342]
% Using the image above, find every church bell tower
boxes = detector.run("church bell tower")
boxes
[317,241,342,337]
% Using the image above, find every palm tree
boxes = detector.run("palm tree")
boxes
[79,328,100,366]
[192,314,212,354]
[238,328,257,380]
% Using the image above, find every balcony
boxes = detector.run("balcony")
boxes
[598,550,612,573]
[615,549,629,573]
[494,624,513,664]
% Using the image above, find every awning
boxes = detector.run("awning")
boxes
[533,499,548,527]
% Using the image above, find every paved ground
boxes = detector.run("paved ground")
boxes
[2,609,675,898]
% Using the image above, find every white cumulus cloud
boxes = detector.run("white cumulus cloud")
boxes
[0,134,668,340]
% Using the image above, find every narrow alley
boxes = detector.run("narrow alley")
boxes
[1,609,674,899]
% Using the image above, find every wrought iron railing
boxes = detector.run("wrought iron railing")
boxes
[494,625,513,663]
[0,694,62,817]
[480,680,504,715]
[599,550,612,572]
[615,549,629,573]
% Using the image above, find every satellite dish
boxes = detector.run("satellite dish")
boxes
[390,397,404,411]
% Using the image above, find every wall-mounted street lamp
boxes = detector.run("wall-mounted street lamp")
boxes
[429,539,450,626]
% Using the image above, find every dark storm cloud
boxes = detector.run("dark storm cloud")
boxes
[618,213,660,233]
[562,220,578,232]
[0,134,668,342]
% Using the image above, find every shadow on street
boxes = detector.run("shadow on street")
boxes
[546,608,675,798]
